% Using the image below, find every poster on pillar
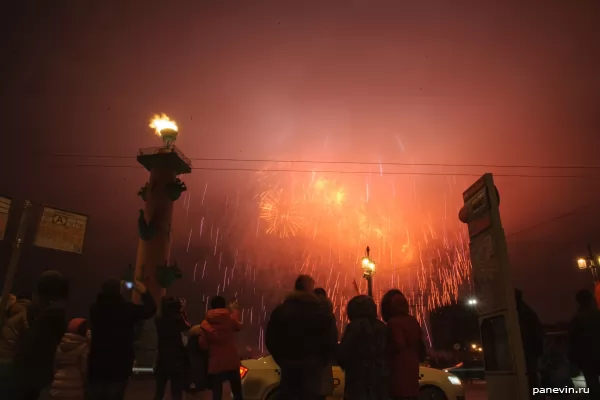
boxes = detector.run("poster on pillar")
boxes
[470,231,506,315]
[33,206,88,254]
[0,196,11,240]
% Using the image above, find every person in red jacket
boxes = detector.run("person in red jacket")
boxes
[195,296,243,400]
[381,289,422,400]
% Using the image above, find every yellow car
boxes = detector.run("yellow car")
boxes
[238,355,465,400]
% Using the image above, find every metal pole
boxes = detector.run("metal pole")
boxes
[367,275,373,298]
[0,200,33,329]
[587,244,598,283]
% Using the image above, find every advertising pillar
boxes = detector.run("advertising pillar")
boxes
[458,173,529,400]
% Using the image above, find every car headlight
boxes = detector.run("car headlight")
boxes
[448,375,462,386]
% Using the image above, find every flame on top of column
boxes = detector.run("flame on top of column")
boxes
[149,113,178,136]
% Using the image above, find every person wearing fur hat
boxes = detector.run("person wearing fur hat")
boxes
[14,270,69,400]
[265,275,337,400]
[50,318,90,400]
[339,295,388,400]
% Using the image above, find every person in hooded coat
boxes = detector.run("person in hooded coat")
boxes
[381,289,422,400]
[313,287,337,400]
[0,293,32,399]
[265,275,338,400]
[568,289,600,400]
[194,295,243,400]
[154,296,191,400]
[514,289,543,400]
[87,279,156,400]
[338,295,387,400]
[14,270,69,400]
[50,318,90,400]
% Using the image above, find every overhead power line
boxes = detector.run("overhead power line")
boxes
[391,199,600,272]
[43,153,600,171]
[506,200,600,238]
[43,162,600,180]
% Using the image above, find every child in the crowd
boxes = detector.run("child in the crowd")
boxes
[50,318,90,400]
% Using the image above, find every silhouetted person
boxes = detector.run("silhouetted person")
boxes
[381,289,421,400]
[569,289,600,400]
[0,293,32,399]
[338,295,387,400]
[266,275,337,400]
[313,288,337,400]
[88,279,156,400]
[50,318,90,400]
[515,289,544,399]
[196,295,243,400]
[14,270,69,400]
[154,297,191,400]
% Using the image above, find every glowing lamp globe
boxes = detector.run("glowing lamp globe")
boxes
[577,258,588,270]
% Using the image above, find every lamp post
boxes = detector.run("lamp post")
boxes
[576,244,600,283]
[576,244,600,310]
[361,246,376,298]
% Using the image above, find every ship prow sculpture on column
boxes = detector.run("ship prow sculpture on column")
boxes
[133,113,191,367]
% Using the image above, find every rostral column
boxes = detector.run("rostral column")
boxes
[134,114,191,304]
[133,114,191,366]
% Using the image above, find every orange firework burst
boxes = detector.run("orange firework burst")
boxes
[250,169,471,325]
[259,188,304,238]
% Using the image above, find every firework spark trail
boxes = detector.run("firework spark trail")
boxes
[201,183,208,206]
[193,262,198,282]
[183,169,471,342]
[186,229,193,252]
[185,191,192,220]
[214,228,220,255]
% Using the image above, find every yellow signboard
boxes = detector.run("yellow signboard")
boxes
[0,196,11,240]
[34,206,88,253]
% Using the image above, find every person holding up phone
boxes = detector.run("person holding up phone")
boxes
[87,278,157,400]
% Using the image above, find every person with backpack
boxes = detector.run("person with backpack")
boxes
[49,318,90,400]
[87,278,156,400]
[338,295,388,400]
[265,275,338,400]
[154,297,190,400]
[192,295,243,400]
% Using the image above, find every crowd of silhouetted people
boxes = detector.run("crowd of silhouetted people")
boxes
[0,270,430,400]
[1,269,600,400]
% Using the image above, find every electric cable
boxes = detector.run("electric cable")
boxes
[43,153,600,171]
[42,162,600,180]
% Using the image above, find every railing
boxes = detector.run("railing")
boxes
[137,146,192,168]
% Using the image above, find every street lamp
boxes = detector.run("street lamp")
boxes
[362,246,376,298]
[576,244,599,282]
[466,298,478,306]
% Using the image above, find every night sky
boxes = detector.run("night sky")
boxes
[1,1,600,326]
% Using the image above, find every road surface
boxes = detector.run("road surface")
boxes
[126,376,488,399]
